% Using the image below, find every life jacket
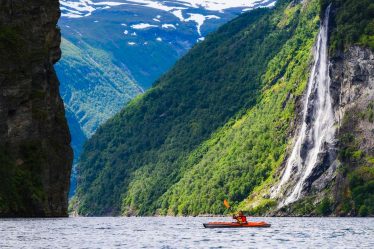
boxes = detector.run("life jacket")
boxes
[235,215,247,224]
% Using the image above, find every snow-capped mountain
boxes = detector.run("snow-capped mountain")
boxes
[56,0,276,195]
[60,0,276,37]
[60,0,276,17]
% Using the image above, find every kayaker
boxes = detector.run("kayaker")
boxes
[233,211,247,224]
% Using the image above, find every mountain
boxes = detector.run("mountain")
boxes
[0,0,72,217]
[73,0,374,216]
[56,37,143,157]
[56,0,277,195]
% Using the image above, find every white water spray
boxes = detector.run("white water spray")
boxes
[272,5,336,206]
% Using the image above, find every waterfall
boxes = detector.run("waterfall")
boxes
[272,5,335,206]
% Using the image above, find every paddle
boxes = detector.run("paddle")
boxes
[223,199,230,209]
[224,199,234,215]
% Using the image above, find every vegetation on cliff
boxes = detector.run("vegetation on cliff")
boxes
[75,0,321,216]
[321,0,374,51]
[335,102,374,216]
[74,0,373,216]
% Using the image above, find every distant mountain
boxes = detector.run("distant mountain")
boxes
[56,0,276,195]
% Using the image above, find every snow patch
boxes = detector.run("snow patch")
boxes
[60,0,126,18]
[185,13,219,35]
[124,0,271,12]
[172,10,185,22]
[131,23,158,29]
[161,24,176,29]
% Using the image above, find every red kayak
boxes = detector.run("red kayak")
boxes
[203,221,271,228]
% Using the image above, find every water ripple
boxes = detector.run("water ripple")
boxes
[0,217,373,248]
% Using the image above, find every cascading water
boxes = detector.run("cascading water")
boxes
[272,5,336,206]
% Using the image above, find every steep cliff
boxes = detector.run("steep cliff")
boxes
[0,0,73,217]
[248,0,374,216]
[269,46,374,217]
[332,46,374,216]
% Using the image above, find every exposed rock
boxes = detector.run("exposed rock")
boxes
[274,46,373,214]
[330,46,374,214]
[0,0,72,217]
[331,46,374,134]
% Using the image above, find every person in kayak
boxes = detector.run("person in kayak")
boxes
[233,211,247,224]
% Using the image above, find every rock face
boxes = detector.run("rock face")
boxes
[331,46,374,132]
[275,45,374,215]
[308,46,374,194]
[330,46,374,214]
[0,0,73,217]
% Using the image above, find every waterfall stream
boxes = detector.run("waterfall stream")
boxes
[272,5,336,206]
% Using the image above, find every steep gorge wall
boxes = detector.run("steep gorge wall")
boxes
[331,46,374,216]
[262,0,374,216]
[272,46,374,216]
[0,0,73,217]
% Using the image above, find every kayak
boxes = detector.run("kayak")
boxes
[203,221,271,228]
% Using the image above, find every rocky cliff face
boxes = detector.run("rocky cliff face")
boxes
[330,46,374,216]
[275,45,374,216]
[332,46,374,135]
[0,0,73,217]
[304,46,373,199]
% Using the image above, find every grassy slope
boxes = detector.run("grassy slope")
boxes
[156,0,320,215]
[76,0,372,216]
[243,0,374,216]
[76,0,305,216]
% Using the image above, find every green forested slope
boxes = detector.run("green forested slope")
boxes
[56,38,142,149]
[324,0,374,51]
[75,0,373,216]
[75,0,321,216]
[156,0,321,215]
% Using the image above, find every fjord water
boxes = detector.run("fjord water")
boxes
[1,217,373,248]
[273,5,335,205]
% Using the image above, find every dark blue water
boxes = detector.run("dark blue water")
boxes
[1,217,373,248]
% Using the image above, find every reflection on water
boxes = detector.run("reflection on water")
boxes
[1,217,373,248]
